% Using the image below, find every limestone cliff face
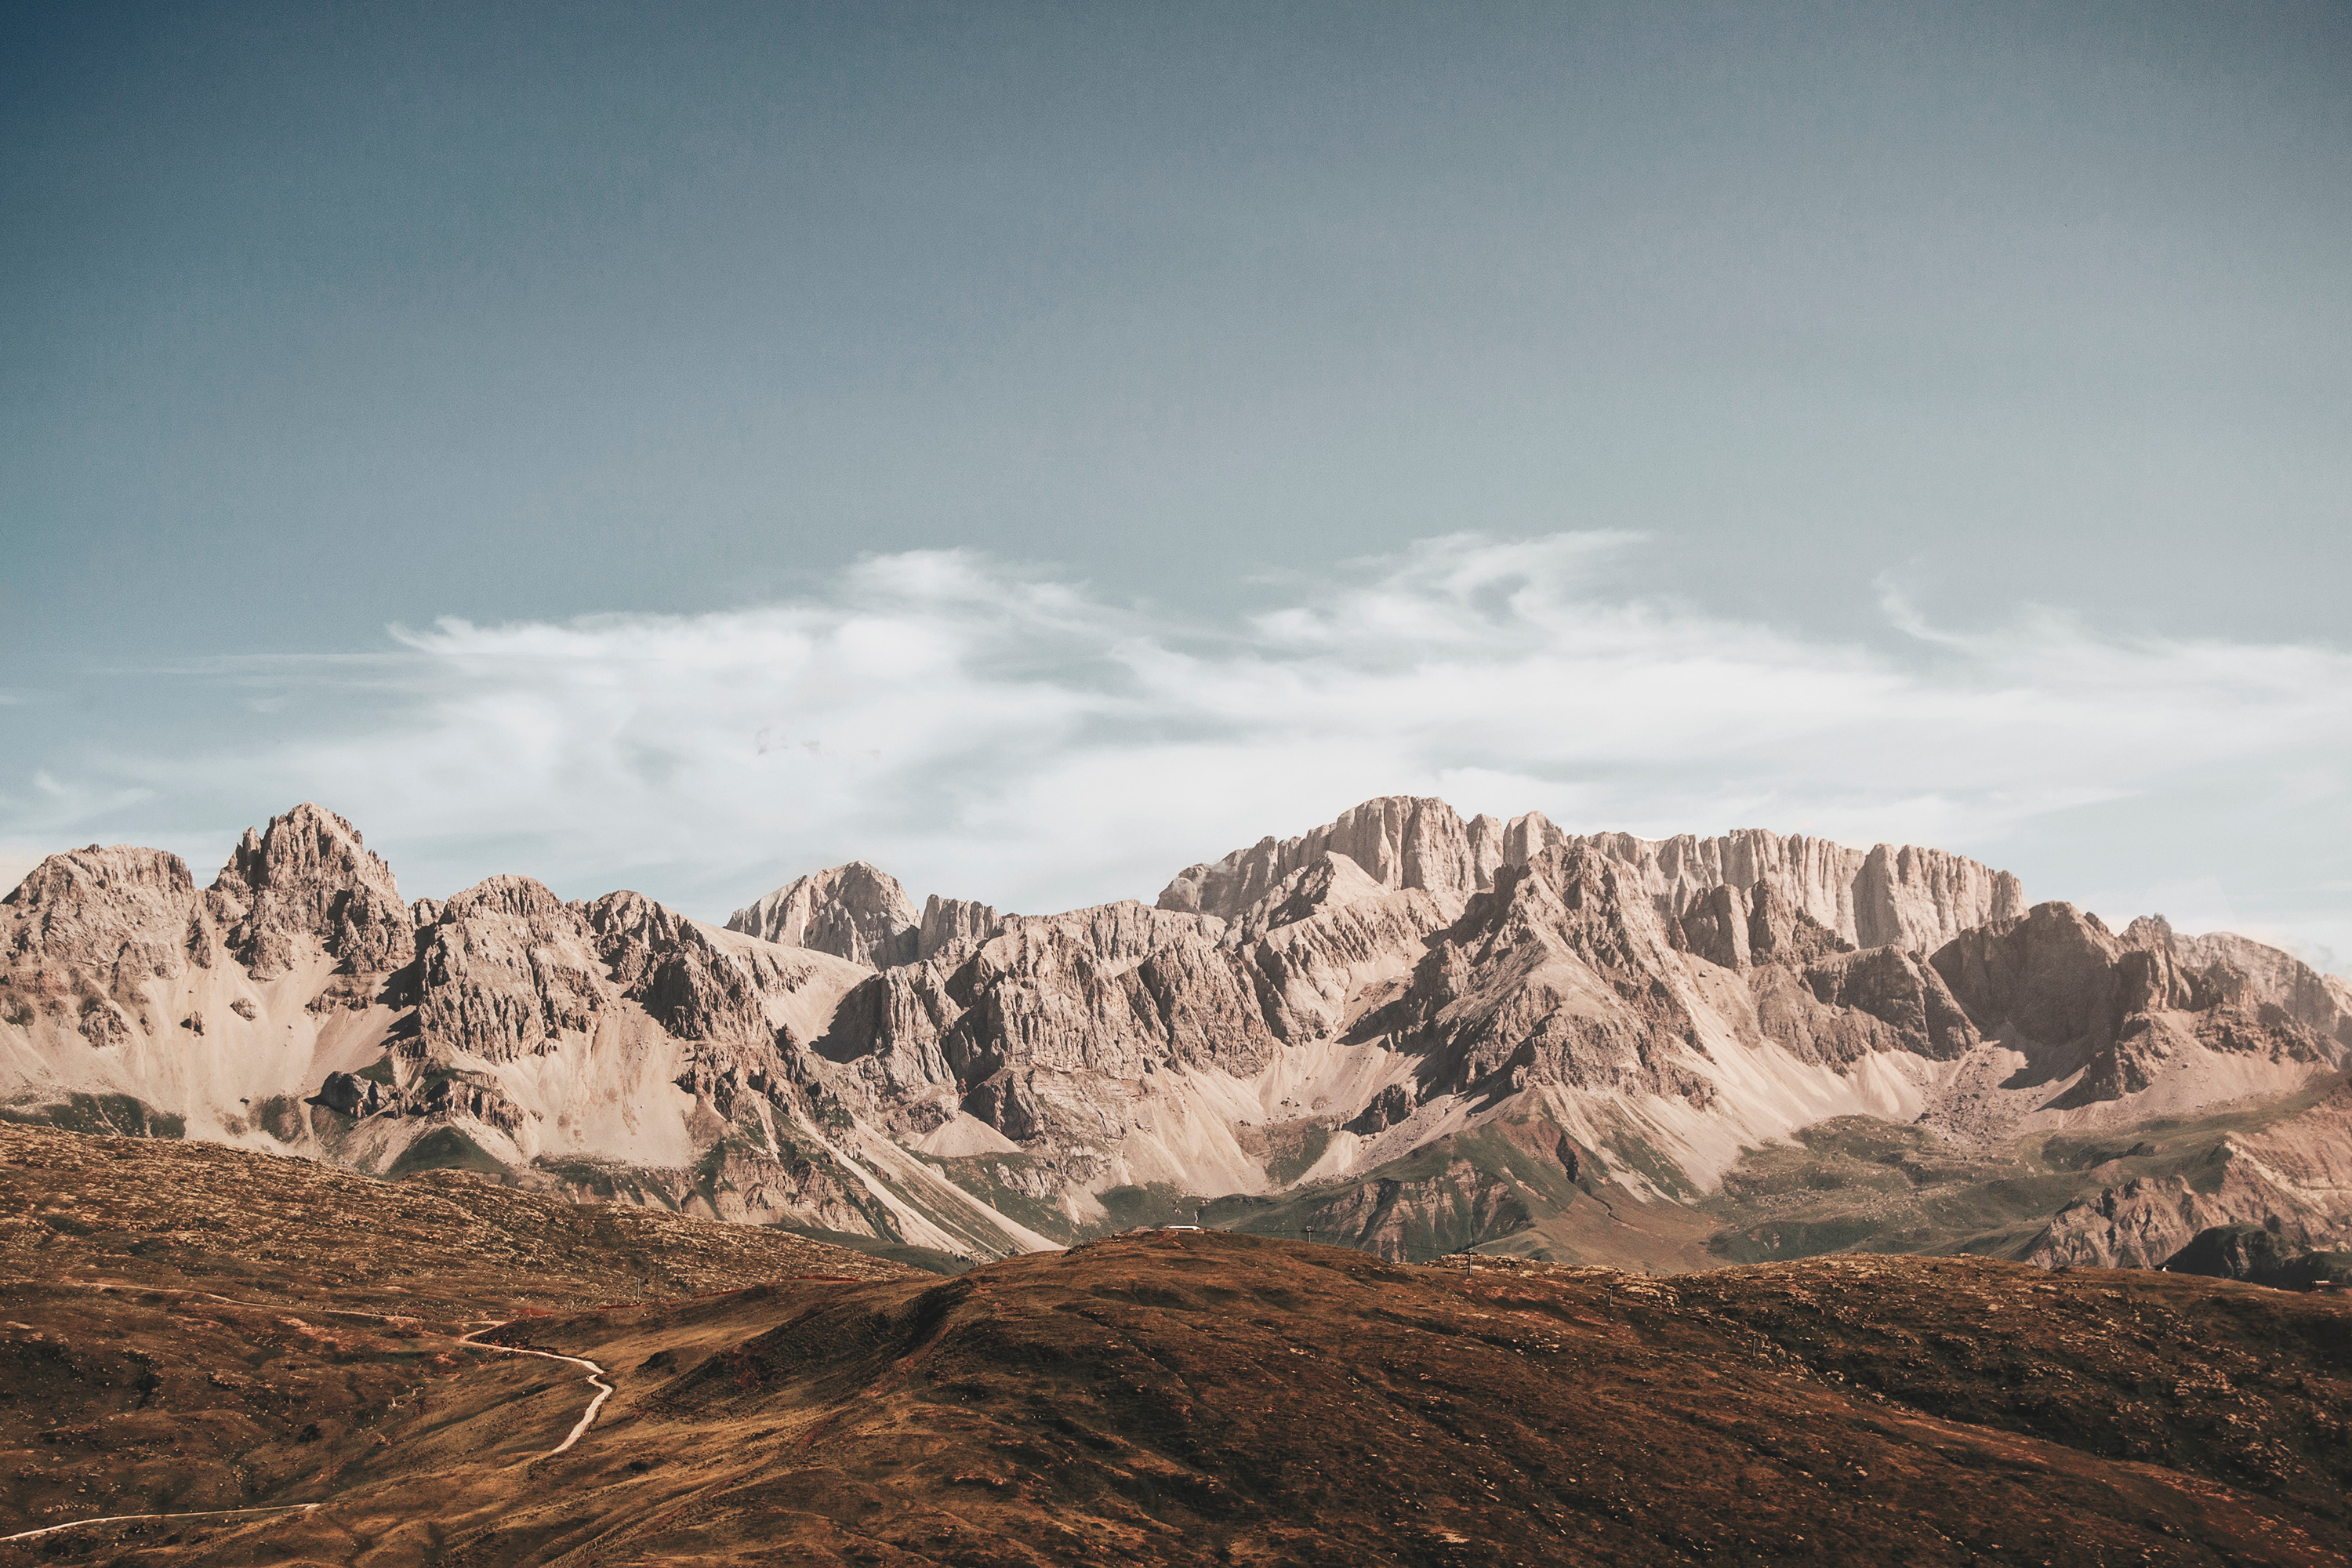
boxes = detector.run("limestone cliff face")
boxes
[406,874,610,1065]
[807,856,1459,1174]
[0,811,1023,1256]
[0,845,202,1051]
[1157,797,1494,920]
[918,895,1004,964]
[1561,824,2026,953]
[3,844,198,973]
[1156,796,2026,956]
[724,861,920,969]
[815,902,1287,1149]
[2027,1143,2352,1272]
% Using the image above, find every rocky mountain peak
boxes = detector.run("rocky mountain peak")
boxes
[726,861,921,968]
[437,872,568,924]
[1,844,198,976]
[206,803,408,978]
[1158,795,1495,920]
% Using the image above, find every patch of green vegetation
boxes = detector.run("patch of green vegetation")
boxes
[1594,1122,1699,1201]
[1691,1092,2349,1267]
[386,1127,508,1180]
[1452,1124,1586,1211]
[354,1056,397,1087]
[1098,1182,1211,1232]
[1257,1122,1335,1187]
[1709,1215,1895,1264]
[1205,1125,1577,1261]
[251,1094,306,1144]
[928,1153,1087,1245]
[0,1094,185,1141]
[774,1228,975,1276]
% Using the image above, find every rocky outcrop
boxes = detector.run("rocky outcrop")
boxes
[2,845,200,987]
[825,910,1287,1145]
[2162,1225,2352,1290]
[814,865,1450,1152]
[408,876,612,1064]
[1751,946,1979,1068]
[1287,1156,1532,1262]
[2160,924,2352,1048]
[1367,844,1716,1108]
[918,895,1005,964]
[725,862,920,969]
[205,804,410,978]
[1930,903,2342,1105]
[2030,1175,2238,1271]
[2028,1156,2352,1272]
[586,890,775,1051]
[7,789,2346,1283]
[2227,1072,2352,1218]
[1158,797,1493,920]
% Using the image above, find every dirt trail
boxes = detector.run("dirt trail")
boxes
[0,1503,320,1545]
[455,1324,615,1456]
[3,1291,612,1549]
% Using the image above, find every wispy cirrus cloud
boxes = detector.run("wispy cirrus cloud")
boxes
[8,533,2349,968]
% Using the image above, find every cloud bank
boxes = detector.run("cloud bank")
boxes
[9,533,2349,967]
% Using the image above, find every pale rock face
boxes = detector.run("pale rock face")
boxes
[1157,796,1491,920]
[1931,903,2141,1055]
[2230,1073,2352,1217]
[3,845,199,980]
[0,845,202,1051]
[918,895,1004,964]
[1565,825,2026,953]
[206,803,410,979]
[1162,797,2025,956]
[1676,884,1754,973]
[407,875,613,1066]
[1751,946,1979,1069]
[1917,902,2345,1150]
[1370,844,1718,1108]
[1930,902,2343,1094]
[2160,924,2352,1048]
[8,788,2349,1279]
[725,862,921,969]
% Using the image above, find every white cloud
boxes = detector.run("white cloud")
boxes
[10,533,2350,971]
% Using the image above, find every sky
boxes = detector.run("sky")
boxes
[2,2,2347,971]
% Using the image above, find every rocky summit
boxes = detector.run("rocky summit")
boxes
[3,796,2349,1285]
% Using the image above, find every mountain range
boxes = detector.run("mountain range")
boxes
[5,796,2347,1283]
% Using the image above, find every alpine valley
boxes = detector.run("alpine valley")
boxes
[5,797,2350,1287]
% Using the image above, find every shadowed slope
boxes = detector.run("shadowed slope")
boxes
[16,1218,2341,1565]
[0,1123,913,1551]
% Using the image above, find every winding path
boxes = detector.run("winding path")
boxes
[0,1503,320,1545]
[4,1300,614,1547]
[455,1324,615,1456]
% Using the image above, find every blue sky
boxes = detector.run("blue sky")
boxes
[3,2,2347,967]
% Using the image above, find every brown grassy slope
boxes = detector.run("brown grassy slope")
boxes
[6,1128,2352,1567]
[0,1123,913,1546]
[67,1239,2347,1568]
